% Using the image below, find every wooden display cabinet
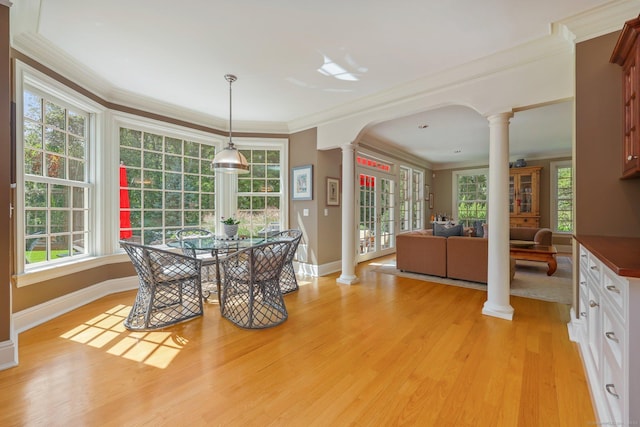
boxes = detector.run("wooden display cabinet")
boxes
[509,166,541,228]
[611,14,640,179]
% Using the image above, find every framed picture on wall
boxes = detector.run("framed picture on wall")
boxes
[425,185,430,200]
[326,177,340,206]
[291,164,313,200]
[429,193,434,209]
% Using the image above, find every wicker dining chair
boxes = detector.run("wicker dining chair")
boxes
[219,240,291,329]
[269,229,303,294]
[175,228,221,300]
[120,241,204,330]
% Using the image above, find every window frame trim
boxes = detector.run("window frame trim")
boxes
[15,61,105,277]
[451,167,489,223]
[112,112,225,247]
[549,159,573,234]
[232,138,289,234]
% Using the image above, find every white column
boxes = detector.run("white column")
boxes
[482,112,514,320]
[337,143,359,284]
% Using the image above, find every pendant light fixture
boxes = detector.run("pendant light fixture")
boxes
[212,74,250,174]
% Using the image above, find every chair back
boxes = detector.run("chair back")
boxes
[221,240,291,284]
[269,229,303,264]
[219,240,291,329]
[119,240,203,330]
[175,228,214,257]
[120,240,201,284]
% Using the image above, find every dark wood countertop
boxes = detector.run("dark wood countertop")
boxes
[574,235,640,278]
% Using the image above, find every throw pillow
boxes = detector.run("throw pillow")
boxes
[433,223,464,237]
[474,220,484,238]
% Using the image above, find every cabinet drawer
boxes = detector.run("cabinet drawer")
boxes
[602,267,628,319]
[510,217,539,228]
[587,283,602,369]
[579,245,589,270]
[586,250,603,283]
[602,346,624,426]
[603,307,624,370]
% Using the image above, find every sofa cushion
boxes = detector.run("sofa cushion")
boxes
[446,236,488,283]
[396,233,447,277]
[433,222,465,237]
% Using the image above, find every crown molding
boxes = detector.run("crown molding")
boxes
[12,34,290,135]
[12,33,113,99]
[560,0,640,43]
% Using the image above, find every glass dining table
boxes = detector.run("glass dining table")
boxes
[166,236,273,298]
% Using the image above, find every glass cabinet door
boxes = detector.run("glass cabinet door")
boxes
[518,173,533,214]
[509,175,515,213]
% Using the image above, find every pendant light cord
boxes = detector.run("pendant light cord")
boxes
[225,74,237,149]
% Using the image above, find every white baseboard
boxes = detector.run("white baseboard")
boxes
[294,260,342,277]
[567,307,582,342]
[13,276,138,334]
[317,260,342,276]
[0,335,18,371]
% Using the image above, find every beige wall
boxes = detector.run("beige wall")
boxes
[1,5,11,341]
[316,148,342,265]
[576,31,640,237]
[12,263,135,312]
[288,128,320,266]
[287,128,343,267]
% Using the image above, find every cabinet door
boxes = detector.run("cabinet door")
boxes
[623,55,640,177]
[509,175,515,214]
[517,172,535,214]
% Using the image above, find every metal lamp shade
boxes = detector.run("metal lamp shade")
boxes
[213,146,250,174]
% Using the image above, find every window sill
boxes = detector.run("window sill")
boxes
[13,253,130,288]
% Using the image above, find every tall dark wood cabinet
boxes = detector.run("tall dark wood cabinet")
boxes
[611,15,640,179]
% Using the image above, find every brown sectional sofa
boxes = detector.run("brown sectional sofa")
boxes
[397,226,551,283]
[396,231,489,282]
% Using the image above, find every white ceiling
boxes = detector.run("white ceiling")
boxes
[9,0,639,167]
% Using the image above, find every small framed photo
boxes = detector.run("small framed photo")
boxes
[326,177,340,206]
[291,164,313,200]
[428,193,434,209]
[425,185,431,201]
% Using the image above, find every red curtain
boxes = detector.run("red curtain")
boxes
[119,164,132,239]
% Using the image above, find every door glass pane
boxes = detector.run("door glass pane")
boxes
[359,174,375,255]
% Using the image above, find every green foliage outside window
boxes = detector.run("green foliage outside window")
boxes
[456,173,488,226]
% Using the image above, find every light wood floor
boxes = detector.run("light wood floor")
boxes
[0,256,595,426]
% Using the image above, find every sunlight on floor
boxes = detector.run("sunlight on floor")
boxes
[59,304,187,369]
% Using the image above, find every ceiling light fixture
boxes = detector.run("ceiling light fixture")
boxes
[212,74,249,174]
[418,124,429,129]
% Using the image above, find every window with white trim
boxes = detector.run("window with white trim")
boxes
[118,126,217,245]
[551,161,573,233]
[453,168,488,226]
[236,146,286,237]
[22,87,92,267]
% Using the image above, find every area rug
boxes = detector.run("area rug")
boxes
[373,256,573,305]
